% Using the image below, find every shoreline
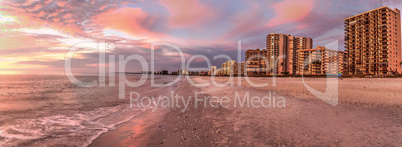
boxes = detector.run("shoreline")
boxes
[88,76,182,147]
[90,77,235,146]
[89,108,170,147]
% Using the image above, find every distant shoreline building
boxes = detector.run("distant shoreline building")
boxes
[198,71,208,76]
[297,46,345,75]
[344,6,401,75]
[208,66,217,76]
[221,60,244,76]
[178,69,189,75]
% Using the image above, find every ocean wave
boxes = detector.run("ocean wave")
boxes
[0,104,150,146]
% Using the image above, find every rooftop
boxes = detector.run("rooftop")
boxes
[344,6,399,20]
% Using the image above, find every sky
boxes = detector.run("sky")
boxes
[0,0,401,75]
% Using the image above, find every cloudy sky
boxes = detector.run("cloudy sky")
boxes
[0,0,401,75]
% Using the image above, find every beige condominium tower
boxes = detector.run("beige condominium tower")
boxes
[344,6,401,75]
[267,33,313,75]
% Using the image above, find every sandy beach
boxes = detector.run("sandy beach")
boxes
[90,76,401,146]
[3,1,402,146]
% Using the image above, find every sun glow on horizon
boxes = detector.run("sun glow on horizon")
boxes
[0,0,400,75]
[0,14,15,24]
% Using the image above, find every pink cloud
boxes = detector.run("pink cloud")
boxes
[296,24,308,30]
[160,0,215,28]
[267,0,315,28]
[219,1,265,40]
[57,1,67,7]
[0,33,38,50]
[92,7,166,40]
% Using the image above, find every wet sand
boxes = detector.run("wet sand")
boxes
[89,108,169,147]
[92,77,402,146]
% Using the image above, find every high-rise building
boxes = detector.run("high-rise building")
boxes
[297,46,345,75]
[344,6,401,75]
[267,33,289,74]
[266,33,313,75]
[294,37,313,74]
[295,37,313,50]
[286,35,295,75]
[245,49,268,76]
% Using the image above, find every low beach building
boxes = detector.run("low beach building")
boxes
[297,46,345,75]
[245,48,268,76]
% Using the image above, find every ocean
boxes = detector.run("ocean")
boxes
[0,74,179,146]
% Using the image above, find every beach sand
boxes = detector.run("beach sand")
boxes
[91,77,401,146]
